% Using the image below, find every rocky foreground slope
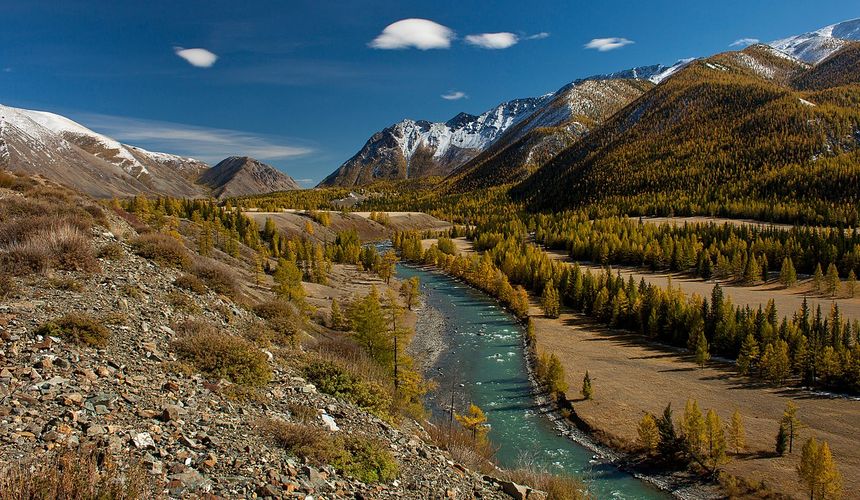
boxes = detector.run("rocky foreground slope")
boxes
[0,175,537,499]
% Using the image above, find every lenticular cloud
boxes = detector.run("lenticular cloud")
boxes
[174,47,218,68]
[369,19,455,50]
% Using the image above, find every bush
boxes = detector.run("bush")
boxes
[253,299,300,345]
[173,327,272,386]
[36,313,110,348]
[1,223,98,275]
[130,233,190,268]
[48,276,84,292]
[191,259,239,298]
[259,419,398,484]
[166,291,201,314]
[0,445,152,499]
[303,360,392,418]
[97,242,124,260]
[174,274,206,294]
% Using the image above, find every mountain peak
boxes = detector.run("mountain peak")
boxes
[198,156,300,199]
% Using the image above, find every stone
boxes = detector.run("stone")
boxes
[160,404,186,422]
[86,424,106,437]
[133,431,156,449]
[499,480,528,500]
[320,413,339,432]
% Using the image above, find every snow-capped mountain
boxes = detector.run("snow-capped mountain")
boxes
[579,59,697,85]
[770,18,860,63]
[318,96,553,186]
[0,103,295,198]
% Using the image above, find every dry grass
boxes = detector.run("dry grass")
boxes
[1,223,98,275]
[174,274,206,294]
[35,313,110,348]
[0,273,16,300]
[173,321,272,387]
[130,233,190,268]
[253,299,300,346]
[191,258,239,298]
[166,291,201,314]
[0,446,155,499]
[48,276,84,292]
[505,468,586,500]
[424,423,497,475]
[97,242,125,260]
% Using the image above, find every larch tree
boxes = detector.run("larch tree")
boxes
[737,333,760,375]
[682,399,705,457]
[272,258,305,303]
[694,329,711,368]
[638,413,660,455]
[798,437,843,500]
[541,280,561,318]
[847,270,857,298]
[330,297,345,331]
[812,264,824,294]
[781,401,803,454]
[780,257,798,288]
[456,403,489,443]
[399,276,420,310]
[376,250,398,284]
[728,409,746,455]
[825,264,840,298]
[704,409,728,475]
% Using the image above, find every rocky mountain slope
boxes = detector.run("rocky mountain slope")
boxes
[197,156,300,199]
[510,42,860,220]
[0,104,296,199]
[770,17,860,63]
[443,79,653,192]
[0,175,538,498]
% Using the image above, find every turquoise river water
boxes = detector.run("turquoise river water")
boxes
[396,263,670,499]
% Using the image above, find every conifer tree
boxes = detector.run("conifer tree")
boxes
[455,404,488,443]
[272,258,305,303]
[400,276,420,310]
[704,409,728,475]
[729,409,745,455]
[780,257,798,288]
[737,333,760,375]
[825,264,840,298]
[638,413,660,455]
[541,280,561,318]
[330,298,345,330]
[847,270,857,298]
[695,329,711,368]
[776,424,788,456]
[682,399,705,456]
[581,370,593,400]
[781,401,803,453]
[813,264,824,294]
[798,437,842,500]
[657,403,678,455]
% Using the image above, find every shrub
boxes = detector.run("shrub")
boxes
[173,327,272,386]
[0,445,152,499]
[253,299,300,345]
[97,242,124,260]
[130,233,190,268]
[166,291,201,314]
[120,283,144,300]
[1,223,98,275]
[0,273,16,300]
[258,419,398,484]
[48,276,84,292]
[174,274,206,294]
[287,403,318,423]
[36,313,110,348]
[191,259,239,298]
[303,360,392,418]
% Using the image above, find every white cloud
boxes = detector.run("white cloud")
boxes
[465,32,519,49]
[730,38,760,47]
[584,37,634,52]
[174,47,218,67]
[369,19,455,50]
[79,113,312,163]
[441,91,467,100]
[526,32,550,40]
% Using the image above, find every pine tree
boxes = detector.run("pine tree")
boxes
[348,287,390,365]
[545,354,568,396]
[813,264,824,294]
[744,254,762,283]
[847,270,857,298]
[729,409,745,455]
[704,409,728,475]
[581,370,593,400]
[541,280,561,318]
[694,329,710,368]
[825,264,840,298]
[780,257,798,288]
[657,403,678,455]
[375,250,399,284]
[638,413,660,455]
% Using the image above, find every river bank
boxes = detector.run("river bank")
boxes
[397,262,697,499]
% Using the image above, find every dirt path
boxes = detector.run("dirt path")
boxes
[529,305,860,499]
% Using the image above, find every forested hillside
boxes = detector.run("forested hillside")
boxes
[511,44,860,226]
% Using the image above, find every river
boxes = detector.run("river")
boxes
[396,263,670,499]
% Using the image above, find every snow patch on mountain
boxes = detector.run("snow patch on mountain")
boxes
[770,18,860,63]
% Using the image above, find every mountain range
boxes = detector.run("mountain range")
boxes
[0,104,299,199]
[321,17,860,189]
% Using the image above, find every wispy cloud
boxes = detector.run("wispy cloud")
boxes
[526,32,550,40]
[584,37,634,52]
[730,38,760,47]
[174,47,218,67]
[465,32,518,49]
[295,178,315,187]
[79,113,313,164]
[369,19,455,50]
[441,91,467,100]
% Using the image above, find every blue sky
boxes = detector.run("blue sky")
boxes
[1,0,856,186]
